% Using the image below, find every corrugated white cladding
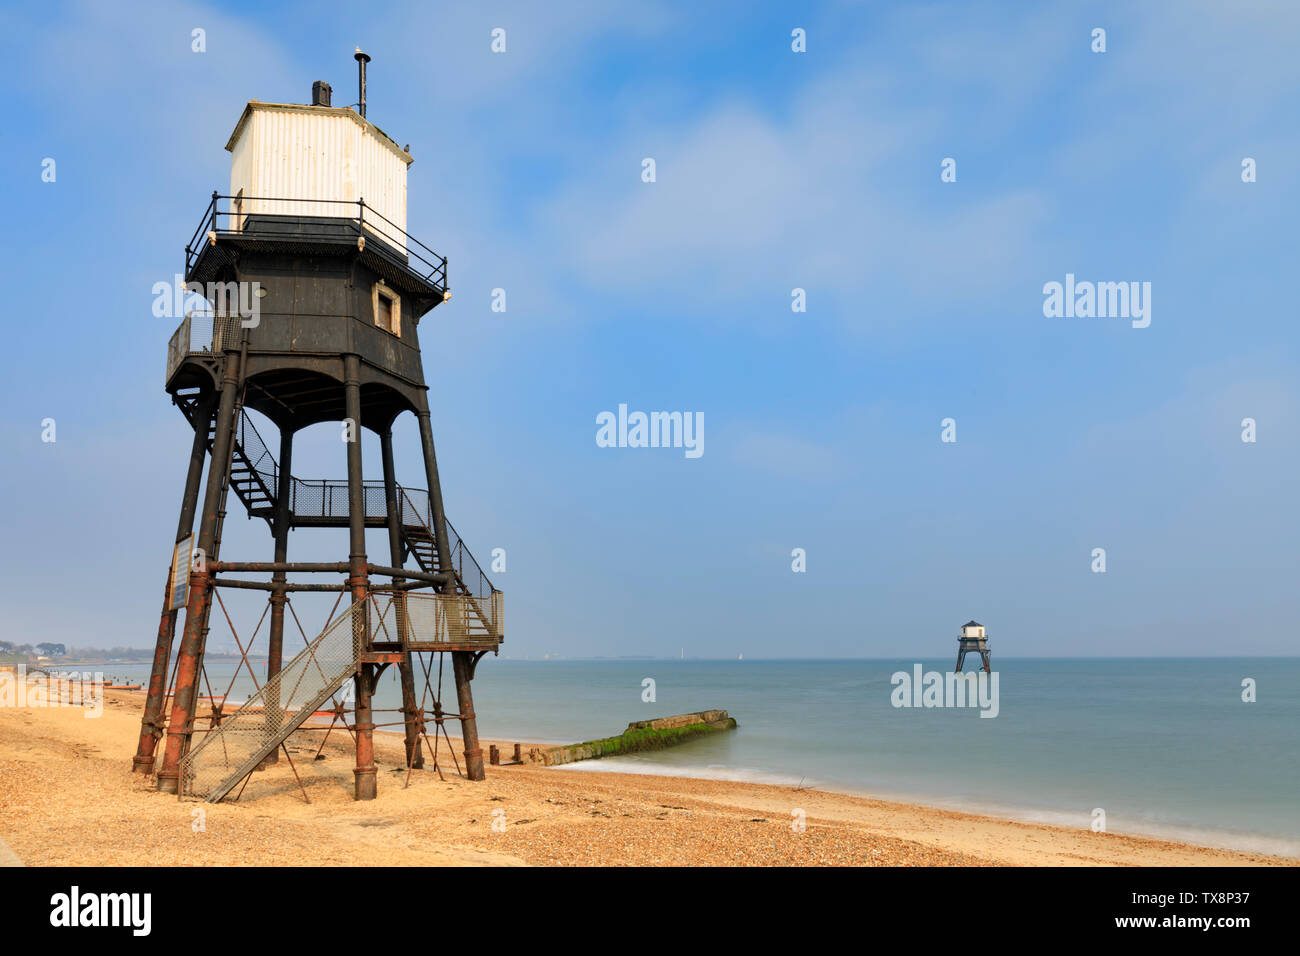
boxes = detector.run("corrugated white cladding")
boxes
[226,102,411,251]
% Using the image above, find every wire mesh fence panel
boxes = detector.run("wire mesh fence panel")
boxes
[179,601,364,802]
[190,312,245,354]
[168,311,248,381]
[290,479,322,518]
[372,591,501,646]
[365,484,387,520]
[166,316,190,382]
[234,411,277,485]
[445,517,495,603]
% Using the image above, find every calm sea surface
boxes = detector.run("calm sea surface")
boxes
[86,657,1300,855]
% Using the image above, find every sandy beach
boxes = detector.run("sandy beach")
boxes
[0,688,1291,867]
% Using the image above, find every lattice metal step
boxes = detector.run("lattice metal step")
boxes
[179,603,364,802]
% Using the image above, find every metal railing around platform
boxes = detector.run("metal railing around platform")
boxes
[371,589,503,648]
[166,311,246,382]
[185,193,448,290]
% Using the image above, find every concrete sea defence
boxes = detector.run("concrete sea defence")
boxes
[534,710,737,766]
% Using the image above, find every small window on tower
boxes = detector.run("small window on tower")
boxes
[372,283,400,336]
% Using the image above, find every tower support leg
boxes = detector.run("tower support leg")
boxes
[133,392,214,774]
[344,356,377,801]
[261,427,293,767]
[981,649,991,674]
[415,403,484,780]
[158,359,242,794]
[414,406,455,583]
[452,651,485,781]
[380,426,423,769]
[955,649,966,673]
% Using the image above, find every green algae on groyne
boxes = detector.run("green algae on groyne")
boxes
[538,710,738,766]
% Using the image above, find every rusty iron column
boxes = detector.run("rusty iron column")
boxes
[157,357,241,794]
[133,392,215,774]
[416,401,484,781]
[380,426,423,769]
[451,651,484,780]
[414,405,454,586]
[345,355,377,800]
[261,426,293,767]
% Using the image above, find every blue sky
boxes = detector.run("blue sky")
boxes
[1,0,1297,657]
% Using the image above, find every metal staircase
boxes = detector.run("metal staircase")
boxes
[169,382,502,802]
[178,601,365,802]
[177,388,277,525]
[173,388,497,609]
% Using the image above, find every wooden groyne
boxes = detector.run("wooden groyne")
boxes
[534,710,737,766]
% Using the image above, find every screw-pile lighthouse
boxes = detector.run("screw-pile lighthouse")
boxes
[955,621,991,674]
[133,56,502,803]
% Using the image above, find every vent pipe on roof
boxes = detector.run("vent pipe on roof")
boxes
[312,80,332,107]
[354,47,371,118]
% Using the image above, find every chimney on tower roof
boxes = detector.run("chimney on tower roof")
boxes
[354,47,371,118]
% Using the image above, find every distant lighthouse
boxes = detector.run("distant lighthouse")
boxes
[955,620,991,673]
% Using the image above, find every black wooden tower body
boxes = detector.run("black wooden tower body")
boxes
[132,66,502,801]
